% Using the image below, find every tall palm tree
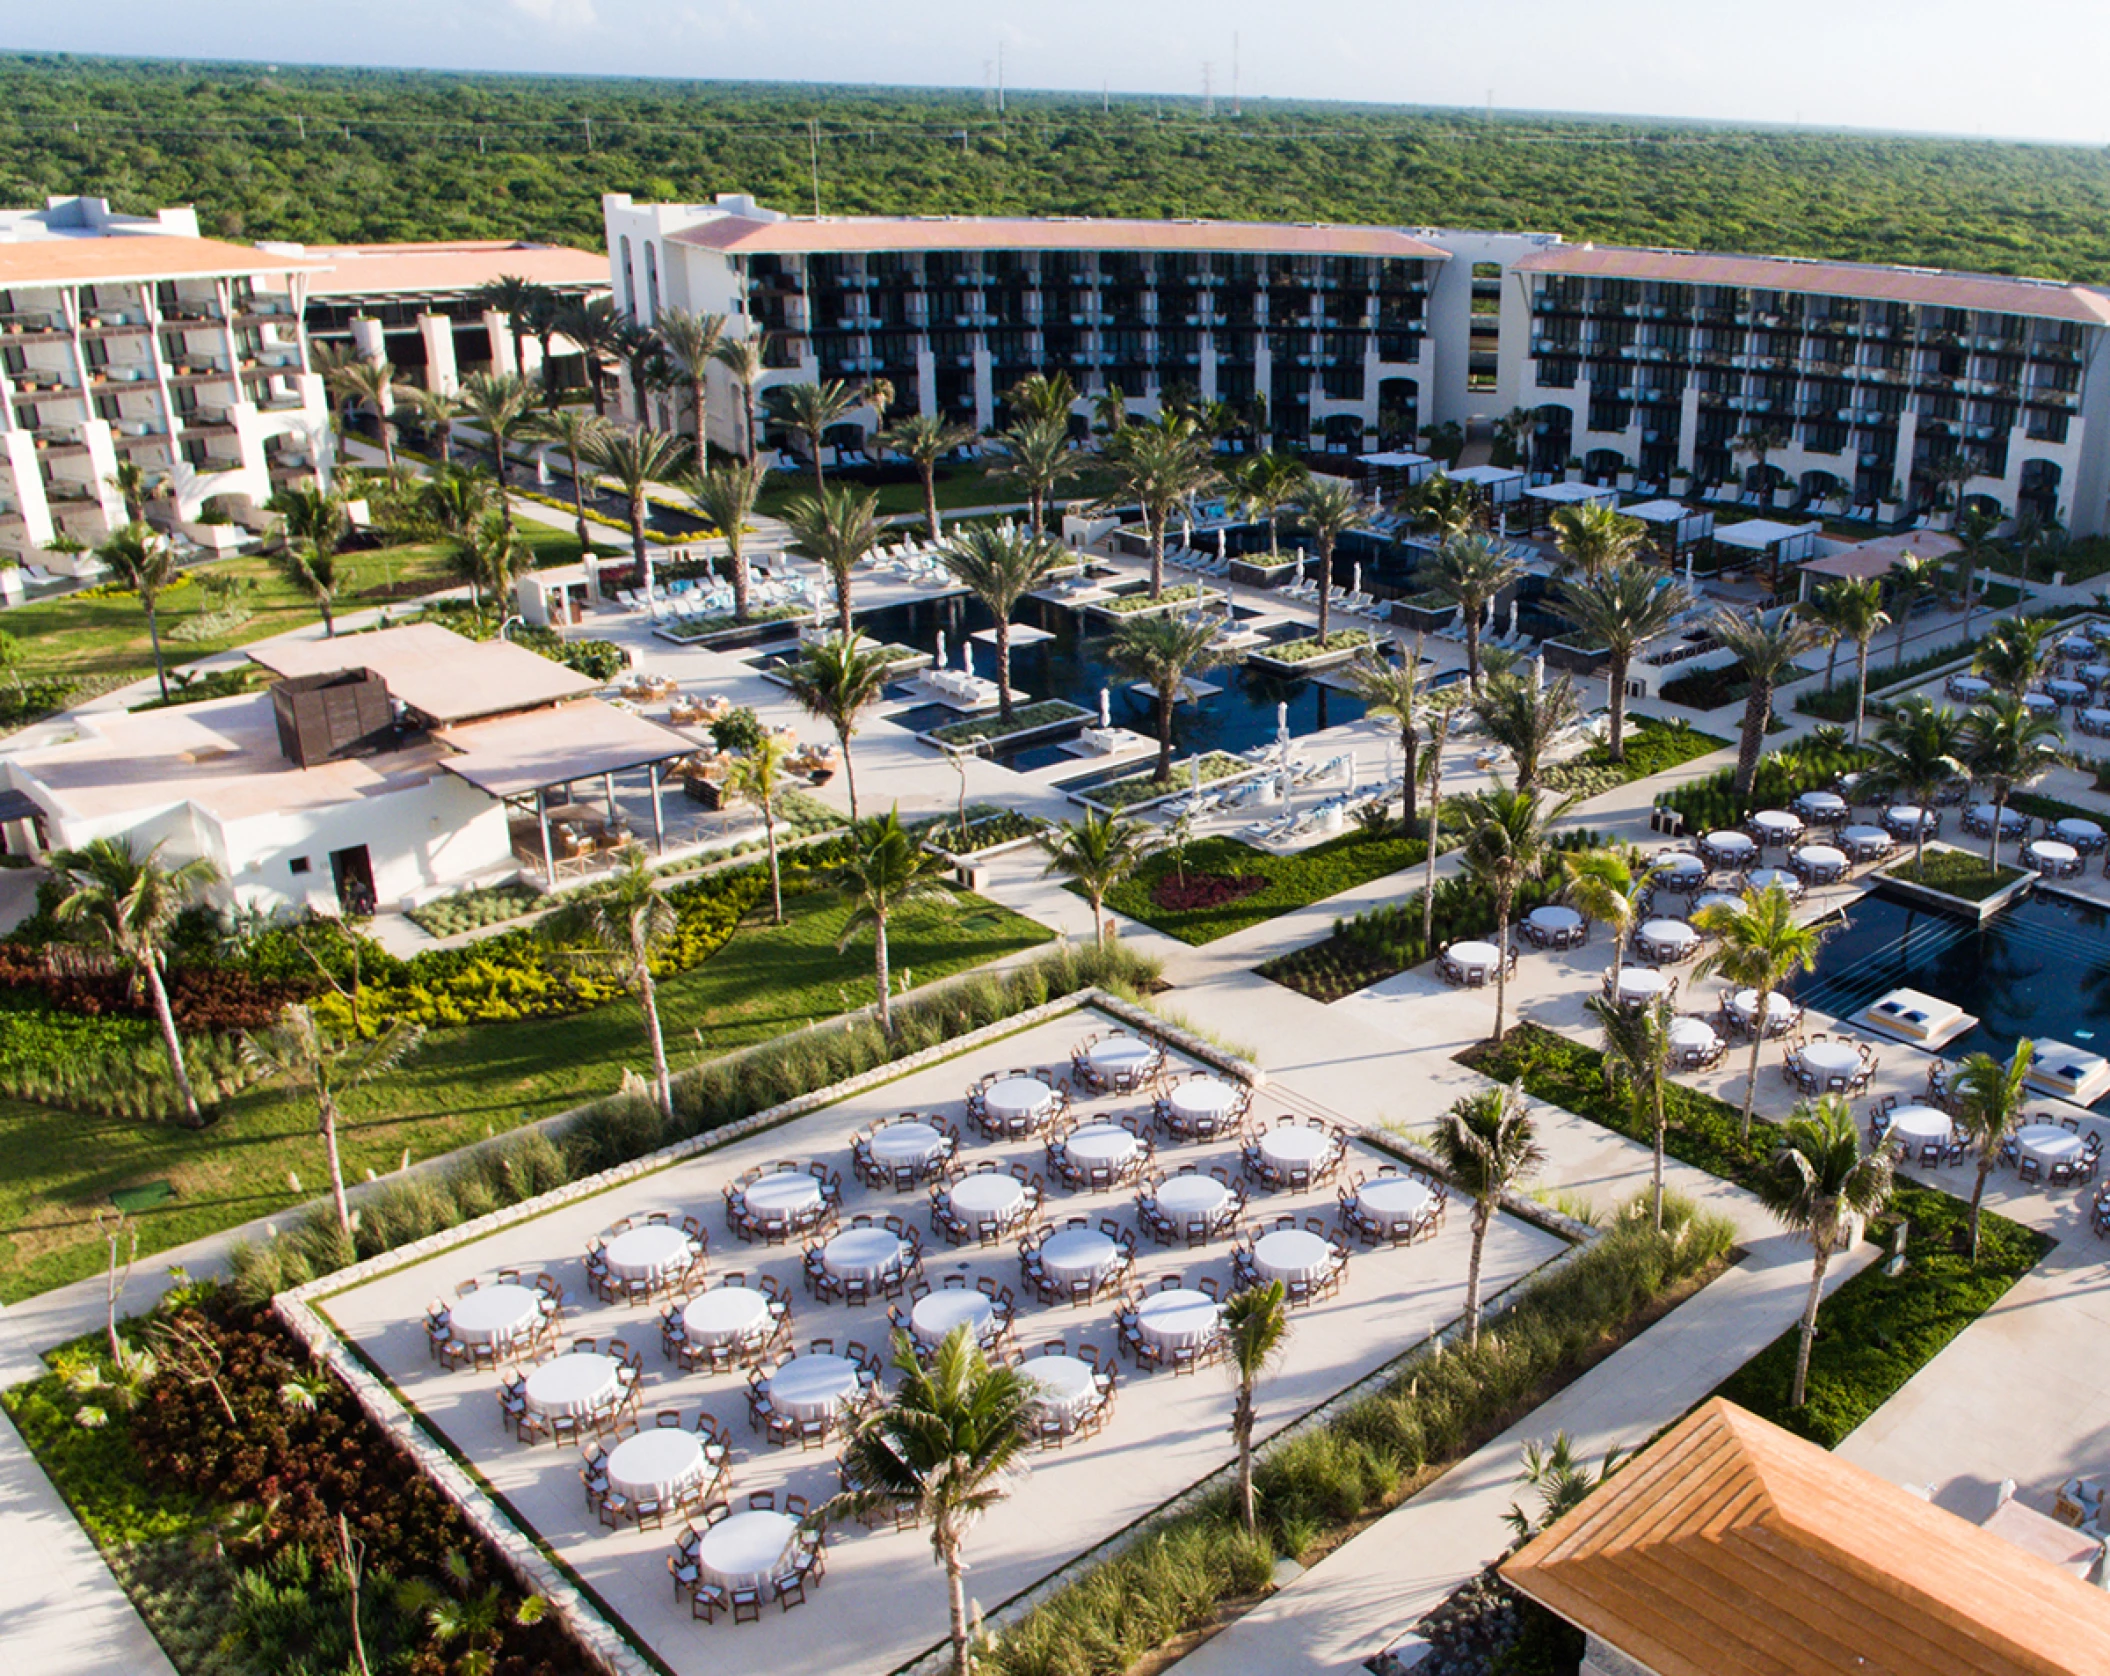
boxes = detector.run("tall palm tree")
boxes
[1548,501,1645,580]
[1952,1040,2035,1261]
[272,541,352,637]
[1693,884,1824,1138]
[1426,1082,1546,1343]
[241,1003,422,1234]
[1418,686,1470,951]
[417,464,500,547]
[96,522,183,701]
[831,809,955,1034]
[395,383,461,466]
[527,405,609,554]
[1972,613,2054,698]
[542,851,679,1120]
[1552,562,1691,762]
[1708,609,1823,799]
[1426,533,1525,689]
[453,512,525,620]
[1930,449,1982,532]
[558,296,623,418]
[1825,577,1890,748]
[1036,811,1158,948]
[1004,370,1078,426]
[586,425,688,572]
[1490,405,1536,471]
[1474,669,1583,794]
[1883,552,1940,670]
[1586,992,1676,1230]
[1345,646,1426,829]
[1561,847,1645,999]
[1228,451,1310,559]
[786,632,892,820]
[724,731,796,924]
[1457,779,1575,1042]
[828,1327,1036,1676]
[773,378,861,496]
[1223,1281,1291,1532]
[1800,579,1854,696]
[1951,504,2004,634]
[654,307,728,466]
[456,372,532,530]
[1861,696,1968,879]
[1406,474,1481,542]
[1962,692,2064,874]
[523,285,567,406]
[937,521,1068,722]
[50,837,222,1127]
[1094,413,1219,599]
[334,357,400,472]
[471,274,543,380]
[683,460,768,623]
[882,413,978,540]
[784,483,883,638]
[615,318,672,430]
[1756,1095,1893,1409]
[1107,613,1236,783]
[1294,475,1364,645]
[268,482,347,560]
[987,413,1077,533]
[712,332,769,463]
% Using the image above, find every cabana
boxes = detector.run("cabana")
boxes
[1794,531,1959,602]
[1444,464,1527,511]
[1522,479,1620,533]
[1712,517,1822,591]
[1356,449,1437,494]
[1624,497,1715,561]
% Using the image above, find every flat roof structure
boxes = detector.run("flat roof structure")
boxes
[435,699,696,801]
[670,215,1451,262]
[0,233,326,288]
[1715,518,1822,561]
[1800,531,1959,583]
[248,625,597,725]
[1526,481,1620,508]
[278,239,609,306]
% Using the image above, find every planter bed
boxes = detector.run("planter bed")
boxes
[650,602,807,644]
[1879,845,2032,914]
[1069,750,1256,813]
[1246,629,1377,673]
[922,698,1091,752]
[1539,718,1729,798]
[911,806,1054,861]
[1085,583,1210,619]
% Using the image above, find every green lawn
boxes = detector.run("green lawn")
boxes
[1539,718,1729,798]
[755,461,1122,524]
[1098,827,1429,945]
[0,883,1050,1301]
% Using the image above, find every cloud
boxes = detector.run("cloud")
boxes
[508,0,599,29]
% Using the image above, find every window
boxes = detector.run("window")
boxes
[644,242,661,324]
[289,856,312,875]
[619,236,636,318]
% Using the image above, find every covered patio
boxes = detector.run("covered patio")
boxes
[1712,517,1822,592]
[1522,479,1620,534]
[1794,530,1959,602]
[1624,497,1715,562]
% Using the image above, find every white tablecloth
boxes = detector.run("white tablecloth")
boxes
[822,1229,907,1282]
[1839,825,1892,852]
[1031,1355,1100,1423]
[1730,989,1797,1031]
[1040,1228,1120,1285]
[1612,968,1666,1004]
[769,1354,862,1421]
[1948,676,1991,699]
[2029,840,2079,867]
[449,1284,541,1347]
[985,1076,1056,1123]
[1449,939,1501,974]
[604,1225,695,1282]
[1155,1177,1232,1220]
[949,1174,1028,1223]
[1170,1078,1239,1122]
[1886,1106,1951,1145]
[683,1287,770,1347]
[1356,1177,1431,1231]
[1800,1042,1863,1080]
[1795,844,1848,872]
[1794,792,1848,818]
[1884,805,1934,833]
[697,1510,800,1594]
[1255,1229,1334,1284]
[2024,693,2058,716]
[2056,819,2106,844]
[2048,679,2090,702]
[2018,1124,2086,1168]
[743,1173,823,1217]
[1703,830,1757,858]
[1751,810,1804,840]
[607,1430,708,1503]
[525,1352,622,1417]
[1669,1016,1720,1051]
[1137,1289,1222,1351]
[1640,919,1697,952]
[1746,867,1799,894]
[1693,891,1743,916]
[869,1122,946,1167]
[1969,803,2029,833]
[1526,905,1582,932]
[913,1291,998,1346]
[1066,1124,1139,1169]
[1260,1125,1333,1173]
[1088,1037,1159,1074]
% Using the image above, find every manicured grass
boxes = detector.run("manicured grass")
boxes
[1660,660,1815,712]
[1077,749,1252,810]
[0,882,1050,1301]
[1098,828,1428,945]
[754,462,1123,524]
[1882,846,2028,902]
[1539,718,1729,798]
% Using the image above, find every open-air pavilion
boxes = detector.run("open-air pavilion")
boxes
[1712,517,1823,591]
[1794,530,1959,602]
[1357,450,1437,497]
[1522,479,1621,534]
[1624,497,1716,562]
[1444,464,1527,514]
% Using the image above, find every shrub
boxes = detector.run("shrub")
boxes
[1539,717,1727,797]
[1651,735,1864,831]
[404,881,543,938]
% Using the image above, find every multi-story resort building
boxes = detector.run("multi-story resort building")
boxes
[0,196,331,569]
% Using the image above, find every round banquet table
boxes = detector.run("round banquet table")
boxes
[868,1122,946,1168]
[1154,1176,1232,1221]
[769,1353,862,1421]
[1702,830,1757,860]
[606,1430,707,1504]
[1839,824,1892,856]
[1255,1228,1334,1285]
[1750,810,1805,843]
[1065,1124,1139,1171]
[1448,939,1502,975]
[985,1076,1056,1124]
[1794,791,1849,820]
[449,1283,541,1348]
[1948,675,1992,700]
[1669,1016,1720,1052]
[742,1172,823,1219]
[1526,905,1583,934]
[1031,1355,1101,1424]
[1040,1228,1120,1286]
[1259,1125,1334,1175]
[1799,1042,1863,1081]
[2061,635,2099,659]
[822,1228,907,1283]
[2048,679,2090,704]
[1968,803,2030,835]
[696,1510,800,1595]
[2056,818,2107,847]
[2028,840,2079,871]
[1612,968,1667,1005]
[2024,692,2058,717]
[1640,918,1698,955]
[912,1291,997,1346]
[1794,844,1848,875]
[1693,890,1743,917]
[1730,989,1798,1034]
[1137,1288,1223,1352]
[1883,805,1935,835]
[2018,1124,2086,1169]
[1886,1106,1951,1146]
[1355,1176,1432,1232]
[684,1287,771,1347]
[948,1173,1028,1224]
[1087,1036,1160,1076]
[2085,708,2110,734]
[1169,1078,1240,1124]
[1652,852,1705,880]
[525,1352,621,1418]
[604,1225,695,1283]
[2084,663,2110,687]
[1746,867,1801,896]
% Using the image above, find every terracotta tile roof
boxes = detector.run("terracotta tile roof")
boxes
[669,215,1449,262]
[1512,245,2110,325]
[0,234,325,289]
[300,240,609,299]
[1501,1399,2110,1676]
[1801,531,1960,582]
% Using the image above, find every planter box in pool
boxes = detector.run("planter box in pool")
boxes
[1231,557,1300,588]
[1878,851,2036,923]
[1247,631,1377,675]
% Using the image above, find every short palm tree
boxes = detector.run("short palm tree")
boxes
[241,1003,422,1233]
[1223,1280,1291,1532]
[1951,1040,2035,1261]
[683,460,768,622]
[1800,578,1855,696]
[471,273,544,379]
[50,837,222,1127]
[1004,370,1078,426]
[1930,449,1981,532]
[987,413,1078,533]
[1107,612,1236,783]
[1426,533,1525,689]
[773,378,861,496]
[1418,687,1469,951]
[1345,647,1426,829]
[1952,504,2004,634]
[1586,992,1676,1230]
[1293,475,1364,645]
[1884,553,1941,670]
[1473,670,1581,794]
[558,296,622,417]
[1757,1094,1894,1409]
[724,731,796,924]
[828,1327,1037,1676]
[273,541,352,637]
[417,465,500,547]
[1708,609,1823,799]
[105,458,169,524]
[1561,847,1644,998]
[1091,383,1131,435]
[1037,811,1158,948]
[712,331,770,462]
[456,372,533,529]
[1093,413,1219,598]
[1457,779,1575,1042]
[784,483,883,637]
[1427,1082,1546,1343]
[937,521,1069,721]
[1824,576,1890,748]
[831,810,955,1034]
[1552,563,1691,761]
[1963,693,2065,873]
[1693,884,1824,1137]
[1501,1433,1626,1544]
[527,406,609,554]
[1972,614,2054,698]
[881,413,978,540]
[1229,451,1310,558]
[1861,696,1968,878]
[655,306,728,465]
[333,356,400,471]
[95,522,184,701]
[786,632,892,820]
[396,383,461,465]
[542,851,679,1120]
[587,425,688,572]
[616,318,671,430]
[1548,501,1645,580]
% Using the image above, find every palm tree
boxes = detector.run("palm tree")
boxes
[1094,413,1219,599]
[1227,451,1310,560]
[1490,405,1536,471]
[1730,424,1789,506]
[586,425,687,572]
[241,1003,422,1234]
[1548,501,1645,580]
[456,372,532,530]
[417,465,500,548]
[1561,847,1645,999]
[829,1327,1036,1676]
[1426,533,1525,689]
[1474,670,1582,794]
[615,318,671,430]
[1552,563,1691,761]
[105,458,168,524]
[395,383,461,466]
[1586,992,1676,1230]
[1972,614,2054,698]
[1427,1083,1546,1343]
[1861,696,1968,878]
[1952,1040,2035,1261]
[831,810,955,1034]
[1004,370,1078,426]
[273,541,352,637]
[1693,884,1824,1138]
[1092,383,1130,436]
[559,296,623,418]
[471,274,543,380]
[50,837,222,1127]
[937,522,1068,722]
[1962,692,2064,874]
[1294,475,1364,645]
[1406,474,1481,542]
[724,731,796,924]
[1800,579,1854,696]
[773,378,861,496]
[1223,1281,1291,1532]
[1756,1095,1893,1409]
[1949,505,2003,635]
[268,482,347,559]
[712,332,769,463]
[1107,613,1236,783]
[1884,553,1941,670]
[784,483,883,638]
[524,285,567,406]
[1345,646,1426,829]
[1930,450,1981,532]
[96,522,183,701]
[542,851,679,1120]
[1457,779,1575,1041]
[452,512,525,620]
[527,406,608,553]
[1825,577,1891,748]
[882,413,978,540]
[684,461,767,622]
[1708,609,1823,799]
[786,632,892,820]
[1418,686,1470,951]
[987,413,1078,533]
[1037,811,1158,948]
[654,307,728,466]
[334,357,400,472]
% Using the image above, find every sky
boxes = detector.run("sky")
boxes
[17,0,2110,146]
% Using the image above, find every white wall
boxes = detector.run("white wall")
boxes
[1418,229,1565,431]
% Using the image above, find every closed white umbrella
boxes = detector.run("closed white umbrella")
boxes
[1533,653,1547,691]
[1352,561,1362,599]
[936,630,947,669]
[1507,598,1519,638]
[1217,528,1227,559]
[1099,687,1112,729]
[1685,551,1696,588]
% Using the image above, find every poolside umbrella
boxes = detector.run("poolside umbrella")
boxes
[1099,687,1112,729]
[1685,551,1696,588]
[1507,598,1519,639]
[1533,653,1547,691]
[1217,528,1227,560]
[1277,700,1290,752]
[1352,561,1362,601]
[936,629,947,670]
[1182,517,1192,551]
[534,447,552,488]
[1192,755,1203,796]
[962,637,973,674]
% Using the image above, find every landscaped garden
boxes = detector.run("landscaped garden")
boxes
[1251,628,1377,667]
[1880,845,2028,903]
[1651,731,1864,831]
[925,699,1091,749]
[1659,657,1814,712]
[907,806,1052,857]
[1539,717,1728,798]
[1077,749,1252,810]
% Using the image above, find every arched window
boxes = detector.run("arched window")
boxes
[619,236,636,318]
[644,242,661,324]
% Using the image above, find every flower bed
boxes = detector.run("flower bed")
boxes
[926,699,1090,749]
[1151,871,1268,912]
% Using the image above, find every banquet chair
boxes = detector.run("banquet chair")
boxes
[730,1587,764,1625]
[690,1583,729,1623]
